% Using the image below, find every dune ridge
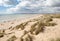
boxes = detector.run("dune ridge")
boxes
[0,14,60,41]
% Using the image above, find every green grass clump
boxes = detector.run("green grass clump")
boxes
[30,15,57,35]
[43,16,53,23]
[50,39,55,41]
[30,21,45,35]
[13,23,25,30]
[12,21,29,30]
[20,37,24,41]
[0,30,5,38]
[20,34,33,41]
[56,38,60,41]
[30,22,38,34]
[34,26,44,35]
[45,17,53,22]
[0,33,4,38]
[30,27,36,34]
[7,35,17,41]
[31,22,38,28]
[19,24,24,30]
[22,21,29,26]
[25,34,33,41]
[13,25,21,30]
[21,31,28,37]
[44,14,60,18]
[44,22,56,26]
[24,31,28,35]
[50,38,60,41]
[34,22,45,35]
[50,14,60,18]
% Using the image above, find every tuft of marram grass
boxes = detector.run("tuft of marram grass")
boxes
[0,33,4,38]
[34,22,45,35]
[56,38,60,41]
[20,34,33,41]
[24,31,28,35]
[12,21,29,30]
[23,21,29,26]
[30,22,38,34]
[0,29,5,38]
[20,37,24,41]
[50,38,60,41]
[50,14,60,18]
[30,21,45,35]
[12,23,25,30]
[30,27,36,34]
[43,16,53,23]
[44,14,60,18]
[25,34,33,41]
[30,17,56,35]
[7,35,17,41]
[31,22,38,28]
[21,31,28,37]
[44,22,57,26]
[9,26,12,29]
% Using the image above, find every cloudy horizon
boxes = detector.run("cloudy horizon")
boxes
[0,0,60,14]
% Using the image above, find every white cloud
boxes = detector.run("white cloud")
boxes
[38,7,60,13]
[5,0,60,13]
[0,0,18,7]
[7,1,31,13]
[45,0,60,7]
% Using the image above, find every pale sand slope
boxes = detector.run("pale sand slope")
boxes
[34,18,60,41]
[0,14,42,29]
[0,14,60,41]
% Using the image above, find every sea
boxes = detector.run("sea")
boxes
[0,14,37,23]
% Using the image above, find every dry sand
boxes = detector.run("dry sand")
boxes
[0,14,60,41]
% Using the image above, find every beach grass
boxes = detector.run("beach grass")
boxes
[50,38,60,41]
[0,14,59,41]
[7,35,17,41]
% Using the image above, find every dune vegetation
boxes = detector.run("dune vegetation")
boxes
[50,38,60,41]
[0,14,60,41]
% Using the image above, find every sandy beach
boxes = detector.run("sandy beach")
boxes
[0,14,60,41]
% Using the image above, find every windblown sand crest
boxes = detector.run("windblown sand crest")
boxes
[0,14,60,41]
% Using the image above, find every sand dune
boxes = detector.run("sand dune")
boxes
[0,14,60,41]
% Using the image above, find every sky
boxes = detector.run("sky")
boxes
[0,0,60,14]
